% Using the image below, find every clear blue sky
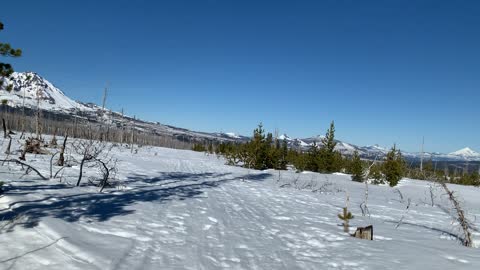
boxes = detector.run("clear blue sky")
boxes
[2,0,479,153]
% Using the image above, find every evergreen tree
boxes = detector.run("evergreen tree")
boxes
[279,138,288,170]
[383,144,404,187]
[249,123,269,170]
[369,163,384,184]
[350,150,364,182]
[192,143,206,152]
[318,121,339,173]
[264,132,275,169]
[0,22,22,90]
[207,143,214,154]
[306,142,320,172]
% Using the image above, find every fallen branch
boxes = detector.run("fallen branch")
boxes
[0,159,47,180]
[440,182,473,247]
[395,198,411,229]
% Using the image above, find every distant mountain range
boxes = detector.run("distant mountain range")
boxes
[1,71,479,162]
[270,134,480,162]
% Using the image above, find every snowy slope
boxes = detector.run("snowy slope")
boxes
[0,134,479,269]
[0,72,93,112]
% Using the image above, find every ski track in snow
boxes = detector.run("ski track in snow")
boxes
[0,135,479,269]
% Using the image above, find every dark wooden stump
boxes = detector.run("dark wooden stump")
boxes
[352,225,373,240]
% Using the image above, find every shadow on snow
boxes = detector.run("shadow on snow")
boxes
[0,171,271,230]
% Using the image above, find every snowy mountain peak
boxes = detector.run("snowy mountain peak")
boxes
[1,72,93,112]
[278,134,292,141]
[449,147,480,157]
[224,132,241,139]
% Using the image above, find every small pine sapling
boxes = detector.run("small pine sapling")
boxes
[338,207,354,233]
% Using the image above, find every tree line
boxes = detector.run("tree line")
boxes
[199,122,479,187]
[207,121,407,186]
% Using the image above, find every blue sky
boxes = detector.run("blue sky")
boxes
[2,0,479,153]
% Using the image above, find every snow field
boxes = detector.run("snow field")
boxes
[0,135,478,269]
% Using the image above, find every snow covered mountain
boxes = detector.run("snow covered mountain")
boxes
[278,133,480,162]
[1,72,478,161]
[0,72,244,144]
[1,72,93,112]
[449,147,480,159]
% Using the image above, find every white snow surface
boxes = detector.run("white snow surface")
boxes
[0,135,479,269]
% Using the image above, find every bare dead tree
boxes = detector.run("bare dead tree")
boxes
[4,136,11,155]
[393,188,404,203]
[18,140,28,161]
[49,152,58,179]
[97,158,118,192]
[130,125,134,153]
[429,184,436,207]
[72,138,111,186]
[440,182,473,247]
[359,180,370,217]
[50,128,58,147]
[35,88,42,140]
[395,198,411,229]
[360,157,377,217]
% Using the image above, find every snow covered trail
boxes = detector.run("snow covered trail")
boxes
[0,141,479,269]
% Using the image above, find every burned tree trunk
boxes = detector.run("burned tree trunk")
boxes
[76,157,88,186]
[57,134,68,166]
[2,118,7,139]
[50,128,58,147]
[98,159,110,193]
[4,136,11,155]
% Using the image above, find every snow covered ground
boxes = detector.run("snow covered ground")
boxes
[0,135,479,269]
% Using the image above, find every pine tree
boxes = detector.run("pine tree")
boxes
[318,121,339,173]
[264,132,275,169]
[250,123,268,170]
[383,144,404,187]
[306,142,320,172]
[207,143,214,154]
[279,138,288,170]
[338,207,354,233]
[0,21,22,90]
[192,143,206,152]
[350,150,364,182]
[369,163,384,184]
